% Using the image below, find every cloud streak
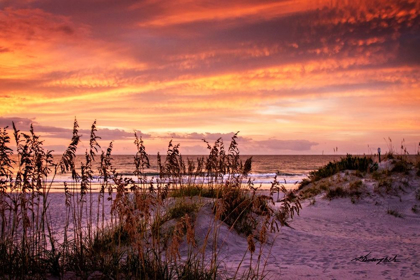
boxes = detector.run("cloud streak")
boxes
[0,117,151,141]
[255,139,319,151]
[0,0,419,154]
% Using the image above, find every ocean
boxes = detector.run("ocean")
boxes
[23,154,345,190]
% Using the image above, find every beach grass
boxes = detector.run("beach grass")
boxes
[0,120,301,279]
[304,154,377,183]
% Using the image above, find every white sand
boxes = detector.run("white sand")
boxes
[269,195,420,279]
[190,193,419,279]
[210,162,420,279]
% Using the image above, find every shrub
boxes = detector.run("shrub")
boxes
[216,178,301,235]
[372,171,382,180]
[151,200,200,240]
[385,152,394,160]
[354,170,363,178]
[299,186,322,199]
[391,160,410,174]
[319,183,330,191]
[170,185,221,198]
[326,186,347,200]
[307,154,377,183]
[348,180,364,200]
[167,200,200,220]
[349,180,363,190]
[299,183,330,199]
[374,179,394,194]
[170,185,202,197]
[298,178,311,189]
[275,188,301,228]
[215,185,258,235]
[92,225,131,251]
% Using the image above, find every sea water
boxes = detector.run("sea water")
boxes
[21,154,344,190]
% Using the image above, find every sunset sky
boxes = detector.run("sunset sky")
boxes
[0,0,419,155]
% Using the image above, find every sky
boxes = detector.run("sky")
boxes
[0,0,419,155]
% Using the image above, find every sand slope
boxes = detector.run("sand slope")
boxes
[271,195,420,279]
[213,160,420,279]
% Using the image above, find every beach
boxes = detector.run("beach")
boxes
[37,157,420,279]
[2,150,420,279]
[3,0,420,278]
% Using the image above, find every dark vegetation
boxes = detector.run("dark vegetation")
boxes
[304,154,377,183]
[0,120,301,279]
[387,209,403,218]
[324,180,365,202]
[170,185,221,199]
[298,183,329,200]
[297,154,375,201]
[298,146,420,203]
[391,159,410,174]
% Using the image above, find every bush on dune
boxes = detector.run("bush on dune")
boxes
[306,154,377,183]
[391,159,411,174]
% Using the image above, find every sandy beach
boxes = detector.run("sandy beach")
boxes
[46,190,420,279]
[271,193,420,279]
[178,159,420,279]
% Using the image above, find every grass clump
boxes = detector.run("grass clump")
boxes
[216,185,258,236]
[167,200,200,220]
[304,154,377,184]
[323,180,365,201]
[216,177,301,235]
[299,186,322,199]
[170,185,221,198]
[415,161,420,176]
[298,178,311,189]
[387,209,403,218]
[374,178,400,196]
[385,152,395,160]
[92,225,131,250]
[298,183,329,199]
[299,178,365,203]
[348,180,364,198]
[391,159,410,174]
[325,186,347,200]
[371,170,383,180]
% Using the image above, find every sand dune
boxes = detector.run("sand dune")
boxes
[41,159,420,279]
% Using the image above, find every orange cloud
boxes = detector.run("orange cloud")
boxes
[0,0,419,154]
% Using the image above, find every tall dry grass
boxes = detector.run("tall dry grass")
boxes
[0,120,301,279]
